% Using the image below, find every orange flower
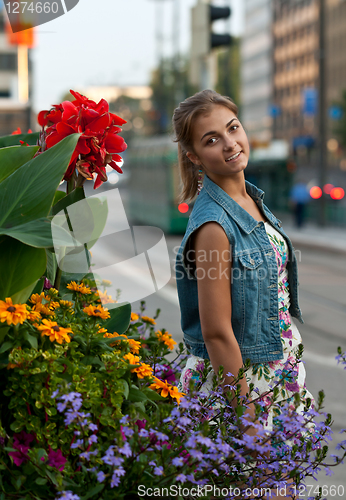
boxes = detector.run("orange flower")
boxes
[149,377,171,398]
[156,331,177,351]
[32,302,55,317]
[98,327,108,334]
[0,298,28,325]
[67,281,91,295]
[141,316,156,325]
[131,312,139,322]
[59,300,74,310]
[29,292,48,304]
[149,377,185,404]
[83,304,110,320]
[27,309,42,322]
[168,385,185,405]
[127,338,141,354]
[36,319,72,344]
[123,353,152,379]
[97,290,115,304]
[134,362,153,379]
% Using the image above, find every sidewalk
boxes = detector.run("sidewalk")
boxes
[279,216,346,254]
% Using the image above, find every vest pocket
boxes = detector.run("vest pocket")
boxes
[238,251,263,270]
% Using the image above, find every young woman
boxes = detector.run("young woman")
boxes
[173,90,314,498]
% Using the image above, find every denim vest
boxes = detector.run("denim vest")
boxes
[175,175,304,365]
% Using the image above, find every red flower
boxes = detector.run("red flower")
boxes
[8,431,35,466]
[37,89,127,189]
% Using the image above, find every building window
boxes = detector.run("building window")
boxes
[0,53,17,71]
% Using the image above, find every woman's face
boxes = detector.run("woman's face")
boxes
[186,104,250,183]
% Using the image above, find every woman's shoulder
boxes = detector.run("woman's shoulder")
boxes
[189,189,227,228]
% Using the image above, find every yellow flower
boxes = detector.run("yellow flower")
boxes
[101,279,112,287]
[97,290,115,304]
[59,300,74,309]
[98,327,108,334]
[83,304,110,320]
[0,298,28,326]
[131,312,139,322]
[156,331,177,351]
[50,301,60,309]
[27,309,42,322]
[123,352,141,366]
[141,316,156,325]
[149,377,171,398]
[29,292,48,304]
[32,302,55,317]
[127,338,141,354]
[36,319,72,344]
[67,281,91,295]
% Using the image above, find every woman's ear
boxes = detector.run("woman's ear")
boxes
[186,151,201,166]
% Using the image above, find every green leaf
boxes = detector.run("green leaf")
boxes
[0,133,80,228]
[0,131,39,148]
[0,341,13,353]
[45,251,57,284]
[80,484,104,500]
[30,277,45,297]
[0,217,74,248]
[128,386,149,402]
[103,302,131,334]
[120,379,129,399]
[52,186,85,216]
[0,146,38,183]
[35,477,47,485]
[52,189,66,207]
[11,280,39,304]
[142,387,166,401]
[0,237,46,300]
[23,331,38,349]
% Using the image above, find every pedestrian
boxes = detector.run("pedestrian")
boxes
[289,179,310,228]
[173,90,314,499]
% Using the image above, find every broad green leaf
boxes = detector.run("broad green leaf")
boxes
[52,189,66,207]
[23,331,38,349]
[80,484,104,500]
[52,186,85,216]
[0,237,46,300]
[128,385,148,402]
[0,341,13,354]
[0,146,38,183]
[0,133,80,228]
[30,277,44,297]
[103,302,131,334]
[45,251,57,284]
[0,131,39,148]
[11,280,38,304]
[0,217,74,248]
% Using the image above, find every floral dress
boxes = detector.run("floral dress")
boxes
[177,221,314,430]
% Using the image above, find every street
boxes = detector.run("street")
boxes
[85,184,346,494]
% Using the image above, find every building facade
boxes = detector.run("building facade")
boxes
[240,0,274,145]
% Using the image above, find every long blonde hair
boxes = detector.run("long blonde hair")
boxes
[172,89,238,203]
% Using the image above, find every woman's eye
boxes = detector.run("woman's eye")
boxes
[207,137,217,145]
[229,125,238,131]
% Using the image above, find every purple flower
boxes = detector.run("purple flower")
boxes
[9,431,35,466]
[118,442,132,457]
[55,492,80,500]
[135,419,147,430]
[172,456,184,466]
[176,473,187,483]
[71,439,83,449]
[96,471,106,483]
[89,423,98,432]
[47,448,67,471]
[51,389,60,399]
[88,434,98,444]
[43,277,52,290]
[154,466,164,476]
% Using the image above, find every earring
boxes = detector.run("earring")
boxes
[197,169,203,195]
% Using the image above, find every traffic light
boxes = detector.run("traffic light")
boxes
[189,1,232,88]
[210,6,232,49]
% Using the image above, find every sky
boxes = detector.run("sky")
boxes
[28,0,244,112]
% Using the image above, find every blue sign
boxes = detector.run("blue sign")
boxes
[329,105,343,120]
[292,136,315,149]
[268,104,281,117]
[302,88,318,116]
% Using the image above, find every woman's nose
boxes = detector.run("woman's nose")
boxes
[223,135,237,150]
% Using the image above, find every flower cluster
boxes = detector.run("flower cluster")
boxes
[37,90,127,189]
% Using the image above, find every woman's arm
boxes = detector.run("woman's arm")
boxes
[192,222,253,410]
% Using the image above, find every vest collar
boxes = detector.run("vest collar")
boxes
[202,174,265,234]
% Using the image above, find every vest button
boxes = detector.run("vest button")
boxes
[250,258,255,265]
